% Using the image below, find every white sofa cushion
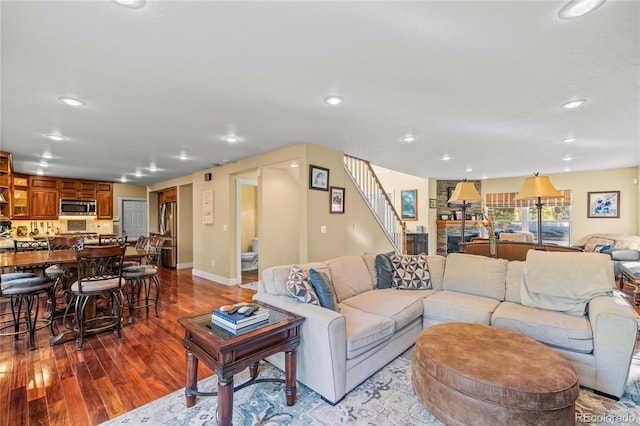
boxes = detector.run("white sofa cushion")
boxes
[521,251,614,315]
[426,255,446,291]
[340,289,424,330]
[326,256,375,302]
[443,253,507,300]
[505,261,525,304]
[339,304,395,359]
[423,290,501,325]
[492,301,593,353]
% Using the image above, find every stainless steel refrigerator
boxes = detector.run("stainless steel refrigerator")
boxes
[160,201,177,268]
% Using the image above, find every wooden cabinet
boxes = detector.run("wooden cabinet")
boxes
[405,233,429,255]
[97,183,113,219]
[163,187,177,202]
[0,151,11,220]
[11,173,29,218]
[29,176,59,219]
[59,178,96,200]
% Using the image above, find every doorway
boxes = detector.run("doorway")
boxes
[120,198,147,240]
[236,179,258,284]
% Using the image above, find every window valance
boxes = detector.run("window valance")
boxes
[485,190,572,208]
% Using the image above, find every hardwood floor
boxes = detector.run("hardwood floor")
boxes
[3,267,640,426]
[0,267,255,426]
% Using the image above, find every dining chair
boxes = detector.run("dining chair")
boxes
[98,235,128,246]
[122,237,162,324]
[1,272,56,350]
[121,235,150,269]
[13,239,50,275]
[67,244,125,351]
[45,235,85,313]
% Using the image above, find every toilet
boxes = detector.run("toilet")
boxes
[241,238,259,271]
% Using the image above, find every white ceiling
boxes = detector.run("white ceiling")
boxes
[2,1,638,186]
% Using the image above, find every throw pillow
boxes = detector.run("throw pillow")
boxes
[593,244,611,253]
[286,265,319,305]
[308,269,340,311]
[584,237,616,252]
[374,252,394,289]
[390,254,432,290]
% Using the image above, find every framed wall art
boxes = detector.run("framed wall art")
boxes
[309,165,329,191]
[587,191,620,218]
[401,189,418,220]
[330,186,345,214]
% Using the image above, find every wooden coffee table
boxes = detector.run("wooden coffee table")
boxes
[178,304,304,426]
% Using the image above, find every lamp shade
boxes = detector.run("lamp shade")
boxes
[514,174,562,200]
[448,181,482,203]
[0,193,6,203]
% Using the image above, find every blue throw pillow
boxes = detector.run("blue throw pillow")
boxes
[593,244,611,253]
[308,269,340,312]
[375,252,394,289]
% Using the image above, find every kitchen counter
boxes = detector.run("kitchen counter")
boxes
[0,236,102,251]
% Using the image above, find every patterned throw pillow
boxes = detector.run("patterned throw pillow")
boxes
[390,254,431,290]
[584,237,616,252]
[593,244,611,253]
[286,265,320,305]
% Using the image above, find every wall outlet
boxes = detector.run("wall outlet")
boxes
[211,259,215,266]
[320,225,327,234]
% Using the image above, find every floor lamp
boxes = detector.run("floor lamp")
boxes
[514,173,562,250]
[447,180,482,253]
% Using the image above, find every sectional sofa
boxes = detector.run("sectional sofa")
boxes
[253,251,638,404]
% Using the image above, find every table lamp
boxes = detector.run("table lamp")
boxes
[447,180,482,253]
[514,173,562,249]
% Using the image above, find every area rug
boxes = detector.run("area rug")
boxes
[239,281,258,291]
[101,350,640,426]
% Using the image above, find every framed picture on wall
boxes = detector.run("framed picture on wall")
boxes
[330,186,345,213]
[309,165,330,191]
[401,189,418,220]
[587,191,620,218]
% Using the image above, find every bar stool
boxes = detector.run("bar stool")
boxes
[45,236,84,314]
[65,245,125,351]
[122,238,162,324]
[1,272,56,350]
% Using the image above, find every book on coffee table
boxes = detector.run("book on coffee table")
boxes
[211,307,269,329]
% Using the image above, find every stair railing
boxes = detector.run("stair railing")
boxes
[343,154,406,253]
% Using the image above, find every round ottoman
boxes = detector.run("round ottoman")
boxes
[412,322,579,425]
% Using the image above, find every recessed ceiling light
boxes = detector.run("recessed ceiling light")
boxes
[148,163,157,172]
[36,169,44,175]
[465,167,473,172]
[39,161,48,168]
[112,0,145,9]
[563,155,573,161]
[120,176,128,183]
[41,152,53,159]
[58,96,86,107]
[46,134,67,142]
[225,135,240,143]
[559,0,606,19]
[564,168,572,172]
[134,170,142,178]
[178,152,189,160]
[401,135,416,143]
[324,95,344,105]
[562,137,576,143]
[441,154,451,161]
[561,98,587,109]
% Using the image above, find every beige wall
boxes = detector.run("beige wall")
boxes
[480,167,639,244]
[178,184,193,267]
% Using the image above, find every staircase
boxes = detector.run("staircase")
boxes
[344,154,406,253]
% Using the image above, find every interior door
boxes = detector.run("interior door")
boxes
[122,199,147,239]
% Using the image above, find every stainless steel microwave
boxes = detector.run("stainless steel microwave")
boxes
[59,199,97,216]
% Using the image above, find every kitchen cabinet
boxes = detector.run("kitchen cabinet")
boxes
[97,182,113,219]
[162,186,177,202]
[29,176,59,219]
[11,173,29,218]
[59,178,97,200]
[0,151,10,220]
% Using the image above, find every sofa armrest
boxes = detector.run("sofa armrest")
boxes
[609,249,640,262]
[253,292,348,403]
[588,294,639,398]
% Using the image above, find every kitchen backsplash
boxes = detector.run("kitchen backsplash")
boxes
[10,218,113,237]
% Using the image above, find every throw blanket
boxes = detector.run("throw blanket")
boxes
[521,250,613,316]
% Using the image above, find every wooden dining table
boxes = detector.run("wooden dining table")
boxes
[0,245,155,345]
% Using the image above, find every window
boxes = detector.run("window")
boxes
[485,190,572,246]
